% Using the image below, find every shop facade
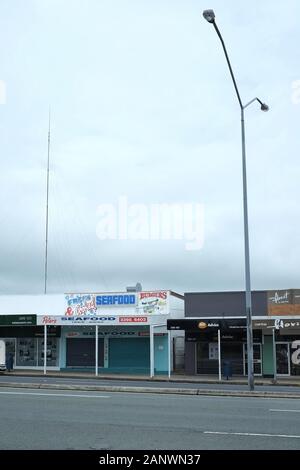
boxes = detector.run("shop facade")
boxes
[0,314,61,370]
[0,290,184,375]
[253,317,300,377]
[168,289,300,378]
[168,317,260,377]
[168,316,300,377]
[39,315,169,374]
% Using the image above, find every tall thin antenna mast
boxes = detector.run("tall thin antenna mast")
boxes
[44,108,51,294]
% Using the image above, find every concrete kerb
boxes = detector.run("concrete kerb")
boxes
[4,371,300,387]
[0,381,300,398]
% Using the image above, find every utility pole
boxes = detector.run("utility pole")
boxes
[44,108,51,295]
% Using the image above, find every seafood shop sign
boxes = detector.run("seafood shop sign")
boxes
[64,291,170,316]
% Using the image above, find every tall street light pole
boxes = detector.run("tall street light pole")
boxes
[44,108,51,295]
[203,9,269,391]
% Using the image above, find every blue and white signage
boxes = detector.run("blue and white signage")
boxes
[38,314,168,326]
[61,316,117,324]
[96,294,136,307]
[38,315,118,325]
[63,291,169,317]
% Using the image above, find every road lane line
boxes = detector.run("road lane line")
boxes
[270,409,300,413]
[204,431,300,439]
[0,391,110,398]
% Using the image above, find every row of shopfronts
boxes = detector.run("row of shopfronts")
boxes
[1,288,300,378]
[1,326,169,373]
[0,290,184,375]
[169,289,300,378]
[167,317,300,377]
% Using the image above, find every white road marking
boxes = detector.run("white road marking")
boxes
[204,431,300,439]
[270,409,300,413]
[0,391,110,398]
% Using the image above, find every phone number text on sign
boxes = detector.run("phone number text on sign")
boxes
[119,317,148,323]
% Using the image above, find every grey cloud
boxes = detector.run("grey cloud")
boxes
[0,0,299,295]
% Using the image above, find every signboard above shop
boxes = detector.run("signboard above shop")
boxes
[65,294,97,316]
[253,318,300,331]
[0,315,36,326]
[137,291,169,315]
[167,318,246,331]
[38,315,118,326]
[37,314,166,326]
[96,294,136,306]
[64,291,170,316]
[267,289,300,316]
[0,326,60,337]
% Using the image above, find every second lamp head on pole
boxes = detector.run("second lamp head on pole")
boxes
[260,103,269,112]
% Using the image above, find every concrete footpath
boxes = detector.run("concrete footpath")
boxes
[1,370,300,398]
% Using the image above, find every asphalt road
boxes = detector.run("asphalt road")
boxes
[1,374,300,393]
[0,387,300,450]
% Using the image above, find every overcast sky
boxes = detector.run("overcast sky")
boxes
[0,0,299,295]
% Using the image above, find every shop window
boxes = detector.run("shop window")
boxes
[16,338,36,367]
[37,338,59,367]
[0,339,16,357]
[290,342,300,376]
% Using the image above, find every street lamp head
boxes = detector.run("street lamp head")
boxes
[203,9,215,24]
[260,103,269,112]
